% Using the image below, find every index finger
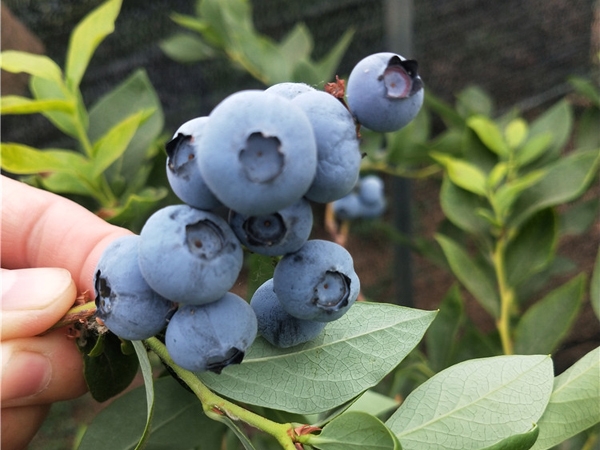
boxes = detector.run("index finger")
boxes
[1,176,133,295]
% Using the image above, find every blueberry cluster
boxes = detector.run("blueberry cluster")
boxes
[93,52,423,373]
[332,175,387,220]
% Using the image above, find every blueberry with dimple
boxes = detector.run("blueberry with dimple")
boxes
[165,292,257,373]
[165,117,222,210]
[228,198,313,256]
[196,90,318,216]
[273,239,360,322]
[292,90,362,203]
[265,82,316,100]
[346,52,424,132]
[250,279,326,348]
[94,235,176,340]
[138,205,243,304]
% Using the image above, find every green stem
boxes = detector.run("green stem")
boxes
[360,161,441,179]
[493,235,515,355]
[144,337,299,450]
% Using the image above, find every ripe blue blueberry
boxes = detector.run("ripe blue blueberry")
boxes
[273,239,360,322]
[250,279,326,348]
[332,192,363,220]
[228,198,313,256]
[94,235,176,340]
[196,90,318,216]
[165,292,258,373]
[357,175,386,218]
[165,117,222,210]
[292,90,362,203]
[265,82,316,99]
[346,52,424,132]
[138,205,243,304]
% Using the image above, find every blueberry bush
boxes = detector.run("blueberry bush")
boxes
[1,1,599,449]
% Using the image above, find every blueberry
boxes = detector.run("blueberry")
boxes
[291,90,361,203]
[94,235,176,340]
[196,90,318,216]
[138,205,243,304]
[250,279,326,348]
[332,192,363,220]
[165,117,222,210]
[358,175,385,205]
[165,292,257,373]
[228,198,313,256]
[273,239,360,322]
[265,82,316,100]
[346,53,424,132]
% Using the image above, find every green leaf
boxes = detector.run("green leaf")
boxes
[514,132,553,167]
[280,23,313,63]
[560,197,600,236]
[29,75,81,139]
[65,0,123,89]
[0,50,64,84]
[511,149,600,228]
[505,208,557,288]
[313,28,354,85]
[504,118,528,149]
[386,355,554,450]
[592,247,600,322]
[431,153,488,196]
[88,69,164,185]
[435,234,500,317]
[245,253,277,300]
[531,347,600,450]
[346,390,400,418]
[425,285,466,372]
[310,411,400,450]
[38,172,97,198]
[198,302,437,414]
[0,96,75,115]
[91,109,155,177]
[467,115,509,157]
[456,86,494,118]
[78,376,226,450]
[131,341,154,450]
[104,187,168,232]
[568,76,600,106]
[425,92,465,129]
[527,100,572,162]
[0,143,91,175]
[159,33,216,63]
[493,169,547,218]
[439,175,491,236]
[479,424,539,450]
[79,332,139,403]
[513,274,586,355]
[211,415,257,450]
[574,107,600,150]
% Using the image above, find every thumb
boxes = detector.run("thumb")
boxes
[1,268,78,340]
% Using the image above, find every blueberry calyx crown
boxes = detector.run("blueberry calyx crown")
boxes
[166,133,194,173]
[205,347,245,374]
[243,213,286,247]
[312,270,351,312]
[239,132,284,183]
[380,56,423,99]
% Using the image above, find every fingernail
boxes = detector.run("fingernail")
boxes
[1,351,52,401]
[1,268,73,311]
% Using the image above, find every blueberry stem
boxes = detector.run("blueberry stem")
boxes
[39,300,97,335]
[144,337,301,450]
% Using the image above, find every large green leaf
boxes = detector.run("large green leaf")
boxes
[78,376,226,450]
[530,347,600,450]
[29,75,80,139]
[0,96,75,115]
[467,115,509,158]
[479,424,539,450]
[511,149,600,228]
[386,355,554,450]
[513,274,586,355]
[309,411,401,450]
[65,0,122,89]
[88,69,164,185]
[131,341,155,450]
[198,302,436,414]
[0,143,90,175]
[159,32,216,63]
[527,100,572,162]
[505,208,557,288]
[0,51,63,84]
[439,176,491,236]
[435,234,500,317]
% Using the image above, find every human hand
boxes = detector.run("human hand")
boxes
[1,176,132,450]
